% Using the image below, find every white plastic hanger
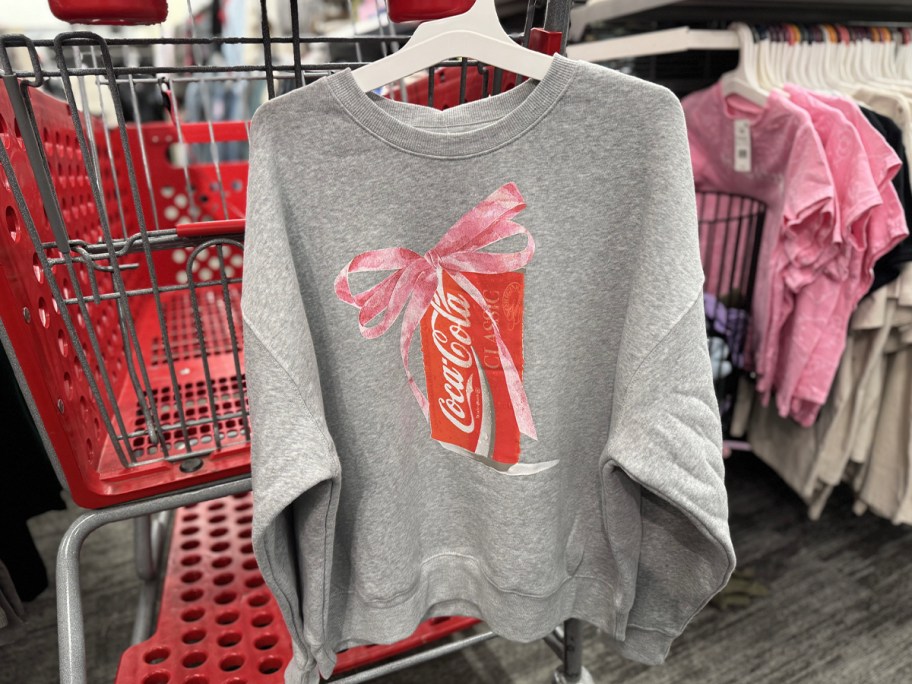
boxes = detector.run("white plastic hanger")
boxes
[871,29,903,88]
[836,29,855,87]
[898,30,912,81]
[787,28,807,86]
[805,31,824,89]
[801,28,818,87]
[900,31,912,81]
[764,27,785,88]
[719,23,770,106]
[755,29,776,90]
[351,0,554,93]
[796,29,817,89]
[814,27,835,90]
[776,29,793,87]
[851,33,868,84]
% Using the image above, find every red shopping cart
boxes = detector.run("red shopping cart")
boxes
[0,2,594,683]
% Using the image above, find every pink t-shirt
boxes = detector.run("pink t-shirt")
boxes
[786,91,907,425]
[683,84,836,390]
[768,85,885,418]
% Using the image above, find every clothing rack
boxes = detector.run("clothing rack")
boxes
[587,4,912,527]
[571,0,912,39]
[567,22,912,66]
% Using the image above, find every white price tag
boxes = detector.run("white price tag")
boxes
[733,119,752,173]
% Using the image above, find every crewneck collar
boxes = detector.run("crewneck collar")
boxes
[326,54,580,159]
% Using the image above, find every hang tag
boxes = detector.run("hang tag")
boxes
[733,119,752,173]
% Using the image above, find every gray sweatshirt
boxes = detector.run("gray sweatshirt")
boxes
[241,54,735,684]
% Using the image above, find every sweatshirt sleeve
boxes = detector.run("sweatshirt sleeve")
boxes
[241,106,342,684]
[599,89,736,665]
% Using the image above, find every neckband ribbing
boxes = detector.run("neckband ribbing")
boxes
[326,54,580,158]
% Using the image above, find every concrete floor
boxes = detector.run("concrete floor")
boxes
[2,454,912,684]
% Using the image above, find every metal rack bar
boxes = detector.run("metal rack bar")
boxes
[23,35,417,47]
[8,56,528,80]
[260,0,277,98]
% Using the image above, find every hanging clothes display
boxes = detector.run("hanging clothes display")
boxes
[684,24,912,524]
[747,264,912,522]
[241,55,735,683]
[776,86,907,426]
[683,83,839,405]
[684,83,908,428]
[859,109,912,293]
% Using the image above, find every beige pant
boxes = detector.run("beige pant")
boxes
[746,264,912,523]
[854,303,912,523]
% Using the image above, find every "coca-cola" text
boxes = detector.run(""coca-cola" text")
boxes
[430,288,477,434]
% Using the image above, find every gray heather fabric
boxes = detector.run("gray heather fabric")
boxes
[241,54,735,684]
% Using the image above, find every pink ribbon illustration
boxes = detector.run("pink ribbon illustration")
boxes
[334,182,537,440]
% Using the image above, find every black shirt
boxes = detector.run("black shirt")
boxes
[860,107,912,293]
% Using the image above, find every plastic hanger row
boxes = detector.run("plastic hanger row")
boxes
[721,21,912,107]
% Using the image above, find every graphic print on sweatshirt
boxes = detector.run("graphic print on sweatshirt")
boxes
[335,183,557,475]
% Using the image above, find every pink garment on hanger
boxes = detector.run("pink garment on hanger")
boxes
[786,90,908,426]
[781,86,882,276]
[766,85,885,418]
[683,83,836,387]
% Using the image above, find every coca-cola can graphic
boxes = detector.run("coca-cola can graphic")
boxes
[420,270,525,466]
[335,182,558,475]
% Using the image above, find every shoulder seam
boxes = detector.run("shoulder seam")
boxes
[241,313,337,465]
[611,290,704,427]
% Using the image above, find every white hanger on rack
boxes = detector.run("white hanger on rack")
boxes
[719,23,770,106]
[350,0,554,93]
[899,31,912,81]
[562,23,775,108]
[872,29,903,87]
[774,29,793,87]
[755,28,777,91]
[811,29,832,90]
[797,31,817,88]
[835,29,856,86]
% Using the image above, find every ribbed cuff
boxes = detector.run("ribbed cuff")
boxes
[617,625,676,665]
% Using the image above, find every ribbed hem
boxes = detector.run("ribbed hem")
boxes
[325,54,579,158]
[282,660,320,684]
[312,555,622,668]
[617,625,676,665]
[285,552,686,679]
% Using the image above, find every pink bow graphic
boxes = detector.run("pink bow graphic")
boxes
[334,182,537,440]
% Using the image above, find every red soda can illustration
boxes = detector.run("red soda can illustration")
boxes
[335,182,558,474]
[420,270,526,465]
